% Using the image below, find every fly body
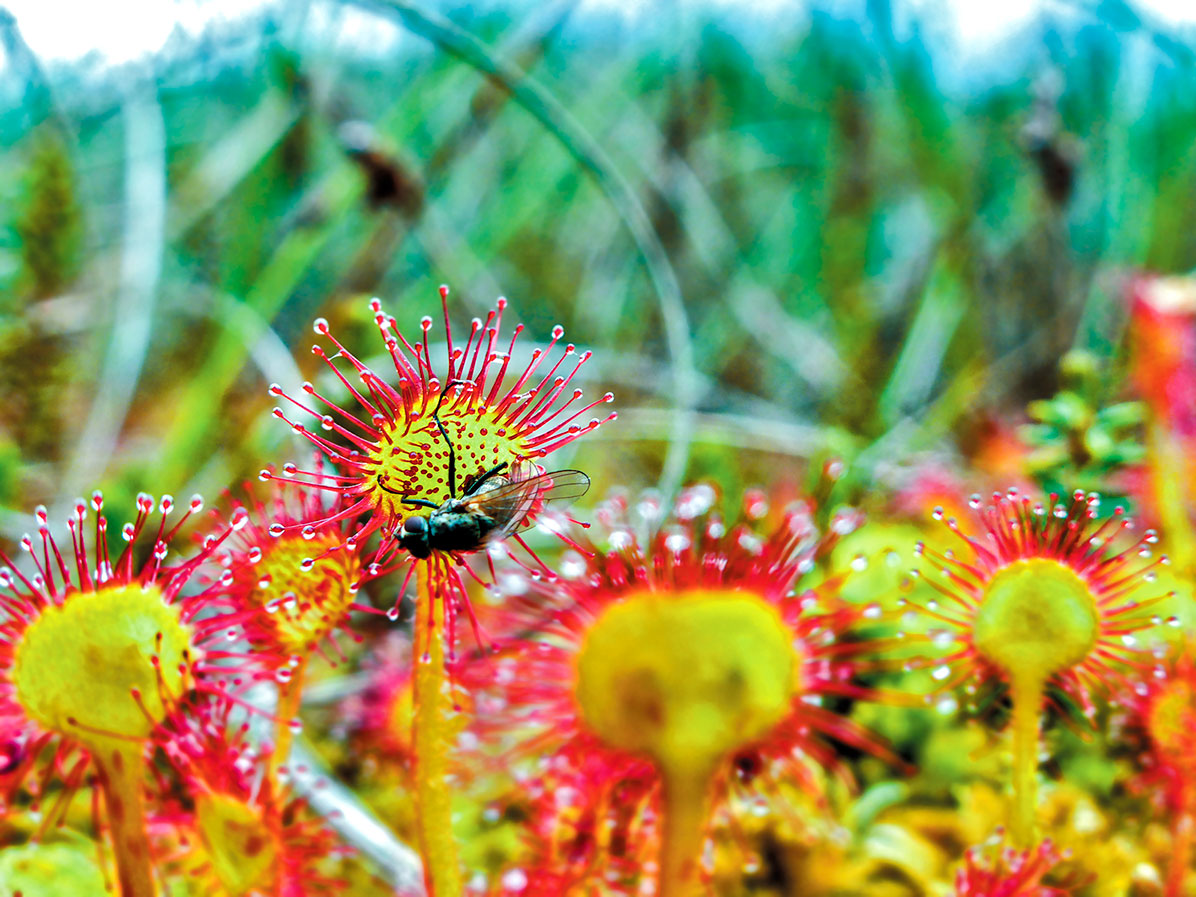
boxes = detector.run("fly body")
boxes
[382,381,590,558]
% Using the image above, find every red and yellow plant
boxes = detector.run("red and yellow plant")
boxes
[913,488,1166,845]
[954,836,1071,897]
[0,492,252,897]
[463,487,902,896]
[208,465,366,781]
[1118,641,1196,896]
[150,693,347,896]
[268,287,613,896]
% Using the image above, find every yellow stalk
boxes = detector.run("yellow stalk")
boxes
[1008,670,1044,847]
[412,560,463,897]
[269,655,308,782]
[658,764,714,897]
[93,742,157,897]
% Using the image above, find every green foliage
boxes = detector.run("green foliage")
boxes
[13,129,82,303]
[1021,350,1146,496]
[0,5,1190,516]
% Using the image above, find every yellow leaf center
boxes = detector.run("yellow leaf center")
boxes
[251,534,359,655]
[13,584,194,746]
[195,792,279,895]
[574,588,799,777]
[973,558,1099,681]
[369,397,528,520]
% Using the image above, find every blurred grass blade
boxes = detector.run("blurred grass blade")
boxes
[169,93,303,240]
[346,0,699,506]
[878,261,966,426]
[61,85,165,504]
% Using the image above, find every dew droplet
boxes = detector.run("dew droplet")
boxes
[608,529,633,551]
[501,869,528,892]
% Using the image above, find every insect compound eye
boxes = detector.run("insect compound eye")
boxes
[402,516,429,536]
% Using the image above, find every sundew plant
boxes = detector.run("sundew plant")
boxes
[5,1,1196,895]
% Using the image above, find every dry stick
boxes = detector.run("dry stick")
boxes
[93,743,157,897]
[412,559,463,897]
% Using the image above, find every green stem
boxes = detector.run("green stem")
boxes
[93,743,156,897]
[269,656,308,783]
[1008,671,1044,847]
[412,560,462,897]
[659,765,714,897]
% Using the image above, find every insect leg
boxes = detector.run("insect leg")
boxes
[377,479,404,496]
[377,478,439,508]
[431,381,468,499]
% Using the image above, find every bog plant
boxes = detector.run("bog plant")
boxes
[0,285,1193,897]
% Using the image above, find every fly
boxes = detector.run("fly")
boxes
[380,381,590,559]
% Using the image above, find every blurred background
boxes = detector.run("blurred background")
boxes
[1,0,1195,532]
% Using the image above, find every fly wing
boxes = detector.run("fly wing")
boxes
[462,469,591,543]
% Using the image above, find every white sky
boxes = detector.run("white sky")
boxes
[1,0,1194,65]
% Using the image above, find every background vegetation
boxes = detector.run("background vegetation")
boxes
[3,0,1195,535]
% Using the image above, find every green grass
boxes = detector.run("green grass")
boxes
[0,0,1193,520]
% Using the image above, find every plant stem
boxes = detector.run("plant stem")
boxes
[93,742,156,897]
[269,655,308,782]
[412,560,462,897]
[1167,810,1194,897]
[1009,670,1044,847]
[659,764,714,897]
